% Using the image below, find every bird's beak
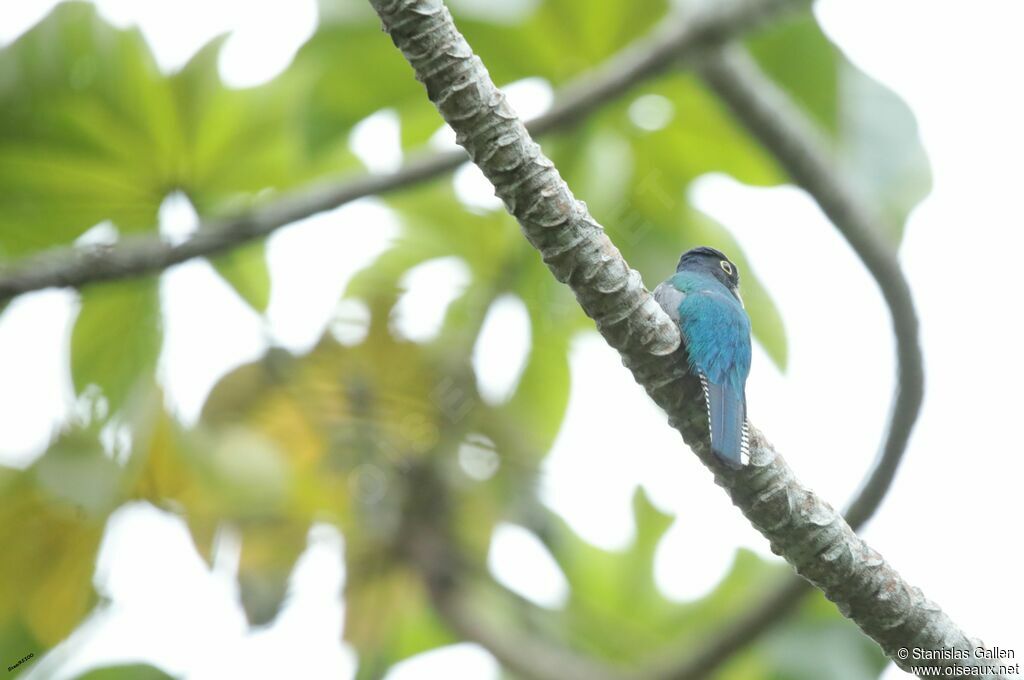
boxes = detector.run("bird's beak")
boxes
[735,290,745,308]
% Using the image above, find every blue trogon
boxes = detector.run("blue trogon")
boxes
[654,246,752,468]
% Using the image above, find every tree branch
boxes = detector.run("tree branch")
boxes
[0,0,807,301]
[366,1,1004,677]
[645,44,930,679]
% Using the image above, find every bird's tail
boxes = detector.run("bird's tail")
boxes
[700,375,749,468]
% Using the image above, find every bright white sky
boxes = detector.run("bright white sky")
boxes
[1,1,1022,679]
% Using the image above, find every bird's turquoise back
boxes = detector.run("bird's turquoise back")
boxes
[665,270,752,466]
[669,271,752,392]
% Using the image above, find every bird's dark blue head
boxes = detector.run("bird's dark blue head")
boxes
[676,246,742,302]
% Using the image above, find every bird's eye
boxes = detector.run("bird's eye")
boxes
[719,260,733,276]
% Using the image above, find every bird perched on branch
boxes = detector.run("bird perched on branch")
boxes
[654,246,752,468]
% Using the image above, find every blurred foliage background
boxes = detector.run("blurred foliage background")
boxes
[0,0,930,678]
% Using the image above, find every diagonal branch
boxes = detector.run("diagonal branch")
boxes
[0,0,807,302]
[366,0,1005,677]
[646,44,930,679]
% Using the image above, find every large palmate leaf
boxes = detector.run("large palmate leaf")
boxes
[344,561,455,680]
[349,181,579,457]
[234,519,311,626]
[504,488,889,678]
[288,1,442,152]
[183,293,567,671]
[452,0,671,87]
[0,2,352,311]
[0,3,171,257]
[128,398,320,626]
[0,2,337,416]
[0,430,120,649]
[509,490,770,660]
[71,278,162,415]
[748,14,931,238]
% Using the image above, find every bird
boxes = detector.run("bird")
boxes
[653,246,752,468]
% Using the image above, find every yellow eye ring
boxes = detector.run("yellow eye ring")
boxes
[720,260,733,276]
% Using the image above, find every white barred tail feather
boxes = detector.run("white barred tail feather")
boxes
[699,373,748,468]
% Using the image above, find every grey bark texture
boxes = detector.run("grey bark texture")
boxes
[366,0,1005,677]
[0,0,806,302]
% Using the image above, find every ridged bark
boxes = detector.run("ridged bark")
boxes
[368,0,1005,676]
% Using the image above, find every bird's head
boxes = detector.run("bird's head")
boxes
[676,246,743,303]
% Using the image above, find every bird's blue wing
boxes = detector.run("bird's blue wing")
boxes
[676,285,751,392]
[666,273,752,466]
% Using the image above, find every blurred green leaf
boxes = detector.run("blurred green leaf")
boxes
[169,38,321,204]
[132,392,317,534]
[309,0,671,151]
[366,183,525,294]
[518,487,887,675]
[211,243,272,312]
[71,278,161,415]
[501,269,574,451]
[837,69,931,239]
[0,462,106,647]
[754,615,889,680]
[0,402,171,653]
[191,308,564,674]
[284,2,438,154]
[714,588,889,680]
[748,15,840,134]
[626,75,784,191]
[34,427,125,519]
[454,0,670,86]
[201,427,295,516]
[71,664,177,680]
[537,488,698,659]
[236,520,310,625]
[0,3,354,313]
[0,0,341,250]
[351,182,577,456]
[0,2,171,257]
[748,14,931,236]
[127,401,312,626]
[0,620,39,678]
[344,562,455,680]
